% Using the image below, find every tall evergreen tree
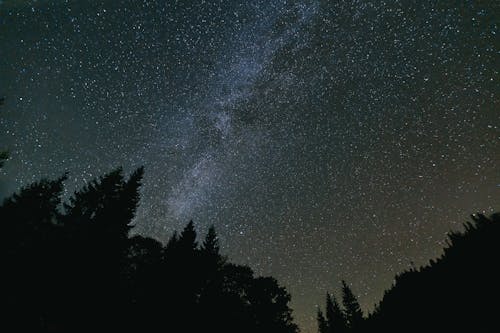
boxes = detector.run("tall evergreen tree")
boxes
[1,174,68,331]
[326,292,347,333]
[178,220,198,251]
[341,281,363,330]
[165,230,179,251]
[118,166,144,229]
[317,309,328,333]
[202,225,220,255]
[63,168,126,225]
[1,175,67,245]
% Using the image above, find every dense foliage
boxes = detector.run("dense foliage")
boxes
[317,212,500,333]
[1,168,298,333]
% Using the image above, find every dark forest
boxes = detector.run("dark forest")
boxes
[1,163,498,332]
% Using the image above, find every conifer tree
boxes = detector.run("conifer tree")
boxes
[0,175,67,265]
[326,292,347,333]
[178,220,198,251]
[341,280,363,330]
[165,230,179,252]
[317,309,328,333]
[202,225,220,256]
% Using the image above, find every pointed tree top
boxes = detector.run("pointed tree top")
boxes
[341,280,363,328]
[179,220,198,250]
[202,225,220,255]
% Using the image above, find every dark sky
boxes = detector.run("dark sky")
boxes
[1,1,498,332]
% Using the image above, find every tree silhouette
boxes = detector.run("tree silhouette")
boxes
[1,175,68,331]
[369,213,499,332]
[317,289,352,333]
[202,225,220,255]
[317,308,329,333]
[1,167,300,332]
[7,161,497,333]
[318,212,500,333]
[326,292,347,333]
[178,220,198,251]
[341,280,363,330]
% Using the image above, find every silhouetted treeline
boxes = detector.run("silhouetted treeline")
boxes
[317,280,363,333]
[317,212,500,333]
[1,168,298,333]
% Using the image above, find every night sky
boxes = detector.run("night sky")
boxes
[1,1,498,332]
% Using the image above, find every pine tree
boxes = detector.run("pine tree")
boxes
[341,281,363,330]
[178,220,198,251]
[166,231,179,252]
[317,309,328,333]
[0,175,67,252]
[1,174,67,331]
[326,292,347,333]
[63,168,125,226]
[115,166,144,240]
[202,225,220,256]
[63,167,143,241]
[120,167,144,223]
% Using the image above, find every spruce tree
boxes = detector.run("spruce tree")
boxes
[341,280,363,330]
[317,309,328,333]
[202,225,220,256]
[326,292,347,333]
[178,220,198,251]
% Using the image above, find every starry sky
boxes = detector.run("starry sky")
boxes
[0,1,498,332]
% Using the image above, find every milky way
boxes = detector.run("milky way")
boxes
[1,1,498,332]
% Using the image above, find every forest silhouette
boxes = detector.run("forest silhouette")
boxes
[317,212,499,333]
[1,167,298,332]
[1,163,498,332]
